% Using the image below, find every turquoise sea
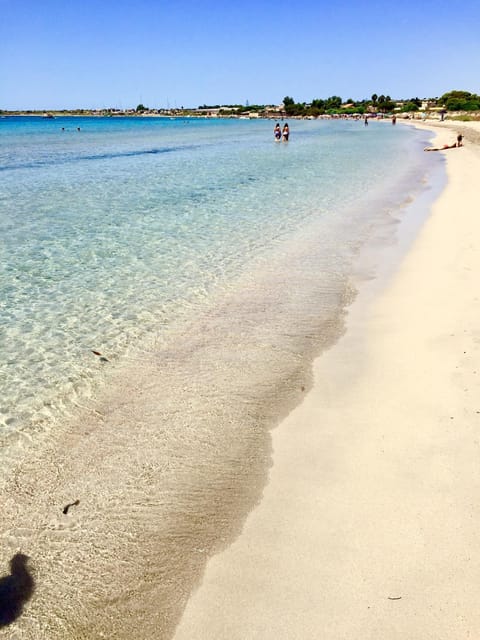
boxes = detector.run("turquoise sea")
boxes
[0,116,440,638]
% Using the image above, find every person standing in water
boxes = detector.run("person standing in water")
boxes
[282,123,290,141]
[274,123,281,141]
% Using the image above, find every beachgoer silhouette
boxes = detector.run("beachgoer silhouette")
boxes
[282,123,290,141]
[457,134,463,146]
[364,116,369,126]
[424,139,462,151]
[274,123,281,141]
[0,554,34,627]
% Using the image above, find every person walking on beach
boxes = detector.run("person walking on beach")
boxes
[274,123,281,141]
[364,116,369,126]
[282,123,290,141]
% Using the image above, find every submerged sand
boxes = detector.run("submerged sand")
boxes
[173,123,480,639]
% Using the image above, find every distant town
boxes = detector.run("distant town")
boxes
[2,91,479,120]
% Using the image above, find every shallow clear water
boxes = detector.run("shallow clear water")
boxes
[1,116,433,434]
[0,116,440,638]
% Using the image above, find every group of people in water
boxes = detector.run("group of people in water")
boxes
[274,122,289,142]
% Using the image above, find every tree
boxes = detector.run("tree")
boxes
[283,96,296,115]
[311,98,325,111]
[325,95,342,110]
[377,95,395,113]
[401,102,419,113]
[440,90,480,111]
[136,103,147,112]
[371,94,378,104]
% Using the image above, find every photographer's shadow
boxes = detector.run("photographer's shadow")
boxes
[0,554,34,627]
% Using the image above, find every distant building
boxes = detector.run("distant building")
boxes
[421,99,437,111]
[264,105,285,118]
[194,108,222,117]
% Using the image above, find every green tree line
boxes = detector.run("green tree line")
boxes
[439,90,480,111]
[280,90,479,116]
[282,93,414,116]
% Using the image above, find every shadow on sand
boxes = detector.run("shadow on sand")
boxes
[0,554,35,627]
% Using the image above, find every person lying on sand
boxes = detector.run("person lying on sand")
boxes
[424,134,463,151]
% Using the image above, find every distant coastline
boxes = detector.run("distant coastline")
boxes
[3,91,480,121]
[3,108,479,123]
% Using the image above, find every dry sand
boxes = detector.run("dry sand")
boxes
[173,121,480,639]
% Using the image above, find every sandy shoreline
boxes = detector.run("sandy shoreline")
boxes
[173,121,480,639]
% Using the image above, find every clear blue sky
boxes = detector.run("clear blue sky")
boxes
[2,0,479,110]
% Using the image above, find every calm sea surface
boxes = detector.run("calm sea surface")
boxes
[0,116,440,638]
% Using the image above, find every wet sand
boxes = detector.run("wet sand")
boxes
[173,121,480,639]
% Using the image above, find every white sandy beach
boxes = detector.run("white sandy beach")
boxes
[173,121,480,639]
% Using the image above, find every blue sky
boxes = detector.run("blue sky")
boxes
[2,0,479,110]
